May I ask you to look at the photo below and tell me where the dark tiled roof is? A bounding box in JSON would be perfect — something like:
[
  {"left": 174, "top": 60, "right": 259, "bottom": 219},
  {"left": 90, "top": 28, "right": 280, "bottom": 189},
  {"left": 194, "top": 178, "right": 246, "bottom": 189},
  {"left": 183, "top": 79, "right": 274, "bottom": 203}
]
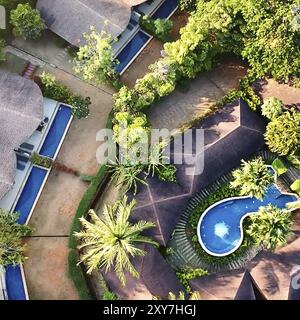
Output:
[
  {"left": 130, "top": 99, "right": 266, "bottom": 246},
  {"left": 102, "top": 244, "right": 185, "bottom": 299},
  {"left": 190, "top": 269, "right": 246, "bottom": 300}
]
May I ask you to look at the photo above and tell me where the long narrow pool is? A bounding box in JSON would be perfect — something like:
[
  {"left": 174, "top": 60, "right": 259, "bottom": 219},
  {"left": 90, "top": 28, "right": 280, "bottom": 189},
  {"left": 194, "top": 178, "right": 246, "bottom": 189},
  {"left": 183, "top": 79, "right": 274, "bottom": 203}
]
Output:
[
  {"left": 5, "top": 266, "right": 27, "bottom": 300},
  {"left": 39, "top": 104, "right": 73, "bottom": 159},
  {"left": 152, "top": 0, "right": 178, "bottom": 19},
  {"left": 116, "top": 31, "right": 151, "bottom": 74},
  {"left": 15, "top": 166, "right": 48, "bottom": 225},
  {"left": 198, "top": 184, "right": 299, "bottom": 256}
]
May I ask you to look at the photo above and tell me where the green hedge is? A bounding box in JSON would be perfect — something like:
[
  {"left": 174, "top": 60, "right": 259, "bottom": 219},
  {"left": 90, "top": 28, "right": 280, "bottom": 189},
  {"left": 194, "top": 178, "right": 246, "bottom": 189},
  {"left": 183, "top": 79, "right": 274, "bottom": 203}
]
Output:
[
  {"left": 68, "top": 164, "right": 109, "bottom": 249},
  {"left": 68, "top": 249, "right": 92, "bottom": 300}
]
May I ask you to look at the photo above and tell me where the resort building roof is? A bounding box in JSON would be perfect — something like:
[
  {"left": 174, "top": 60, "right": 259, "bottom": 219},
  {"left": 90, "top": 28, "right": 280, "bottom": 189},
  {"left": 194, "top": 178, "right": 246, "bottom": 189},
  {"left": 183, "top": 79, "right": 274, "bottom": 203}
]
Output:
[
  {"left": 37, "top": 0, "right": 147, "bottom": 46},
  {"left": 0, "top": 71, "right": 43, "bottom": 200},
  {"left": 130, "top": 99, "right": 266, "bottom": 246},
  {"left": 190, "top": 236, "right": 300, "bottom": 300},
  {"left": 102, "top": 244, "right": 185, "bottom": 299}
]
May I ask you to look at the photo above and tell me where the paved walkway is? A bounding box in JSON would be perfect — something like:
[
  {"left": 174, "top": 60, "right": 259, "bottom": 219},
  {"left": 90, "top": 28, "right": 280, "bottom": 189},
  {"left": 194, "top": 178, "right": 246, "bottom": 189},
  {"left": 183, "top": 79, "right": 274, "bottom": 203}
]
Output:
[
  {"left": 257, "top": 78, "right": 300, "bottom": 105},
  {"left": 20, "top": 65, "right": 114, "bottom": 300},
  {"left": 149, "top": 59, "right": 247, "bottom": 131}
]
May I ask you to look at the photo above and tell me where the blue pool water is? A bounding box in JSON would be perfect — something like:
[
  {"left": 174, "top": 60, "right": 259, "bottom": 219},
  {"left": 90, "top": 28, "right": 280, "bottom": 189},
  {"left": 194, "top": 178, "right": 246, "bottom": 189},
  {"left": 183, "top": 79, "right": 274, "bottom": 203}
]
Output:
[
  {"left": 116, "top": 31, "right": 150, "bottom": 74},
  {"left": 5, "top": 266, "right": 27, "bottom": 300},
  {"left": 198, "top": 184, "right": 298, "bottom": 256},
  {"left": 152, "top": 0, "right": 178, "bottom": 19},
  {"left": 15, "top": 167, "right": 47, "bottom": 224},
  {"left": 39, "top": 104, "right": 72, "bottom": 158}
]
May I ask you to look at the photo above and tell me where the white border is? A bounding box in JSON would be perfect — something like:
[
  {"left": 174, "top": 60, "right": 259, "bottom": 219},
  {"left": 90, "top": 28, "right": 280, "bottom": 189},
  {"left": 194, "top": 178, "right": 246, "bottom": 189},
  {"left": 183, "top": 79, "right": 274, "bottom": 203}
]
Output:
[
  {"left": 20, "top": 264, "right": 29, "bottom": 300},
  {"left": 197, "top": 165, "right": 300, "bottom": 257}
]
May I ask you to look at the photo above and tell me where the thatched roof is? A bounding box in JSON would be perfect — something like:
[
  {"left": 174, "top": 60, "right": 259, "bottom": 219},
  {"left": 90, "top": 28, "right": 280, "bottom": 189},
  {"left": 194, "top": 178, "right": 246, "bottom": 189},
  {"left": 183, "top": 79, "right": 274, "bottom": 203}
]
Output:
[
  {"left": 102, "top": 244, "right": 185, "bottom": 299},
  {"left": 0, "top": 71, "right": 43, "bottom": 199},
  {"left": 37, "top": 0, "right": 147, "bottom": 46},
  {"left": 130, "top": 99, "right": 266, "bottom": 246}
]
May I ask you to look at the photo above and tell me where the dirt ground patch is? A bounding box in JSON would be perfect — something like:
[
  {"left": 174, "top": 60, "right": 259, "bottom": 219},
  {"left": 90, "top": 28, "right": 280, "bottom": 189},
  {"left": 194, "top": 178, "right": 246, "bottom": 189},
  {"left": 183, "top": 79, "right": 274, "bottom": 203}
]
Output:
[{"left": 24, "top": 237, "right": 79, "bottom": 300}]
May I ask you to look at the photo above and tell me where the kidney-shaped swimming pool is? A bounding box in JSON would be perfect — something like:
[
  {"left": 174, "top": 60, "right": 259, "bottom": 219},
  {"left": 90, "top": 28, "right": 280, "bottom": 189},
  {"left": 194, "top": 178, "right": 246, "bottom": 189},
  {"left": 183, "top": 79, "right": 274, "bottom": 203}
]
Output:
[{"left": 197, "top": 183, "right": 299, "bottom": 257}]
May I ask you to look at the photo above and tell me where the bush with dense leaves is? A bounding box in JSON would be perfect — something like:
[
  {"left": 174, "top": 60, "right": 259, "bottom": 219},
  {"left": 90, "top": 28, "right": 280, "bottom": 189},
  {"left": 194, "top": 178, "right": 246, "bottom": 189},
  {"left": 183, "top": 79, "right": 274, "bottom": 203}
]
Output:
[
  {"left": 265, "top": 110, "right": 300, "bottom": 156},
  {"left": 176, "top": 268, "right": 208, "bottom": 293},
  {"left": 10, "top": 3, "right": 45, "bottom": 40},
  {"left": 261, "top": 97, "right": 284, "bottom": 120},
  {"left": 40, "top": 72, "right": 91, "bottom": 119},
  {"left": 0, "top": 209, "right": 31, "bottom": 266},
  {"left": 31, "top": 152, "right": 52, "bottom": 168},
  {"left": 140, "top": 15, "right": 173, "bottom": 42}
]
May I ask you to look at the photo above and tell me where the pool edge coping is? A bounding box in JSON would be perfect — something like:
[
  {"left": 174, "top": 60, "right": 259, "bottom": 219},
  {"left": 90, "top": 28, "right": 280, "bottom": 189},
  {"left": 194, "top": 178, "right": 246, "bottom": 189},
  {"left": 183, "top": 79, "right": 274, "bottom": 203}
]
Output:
[{"left": 196, "top": 165, "right": 300, "bottom": 257}]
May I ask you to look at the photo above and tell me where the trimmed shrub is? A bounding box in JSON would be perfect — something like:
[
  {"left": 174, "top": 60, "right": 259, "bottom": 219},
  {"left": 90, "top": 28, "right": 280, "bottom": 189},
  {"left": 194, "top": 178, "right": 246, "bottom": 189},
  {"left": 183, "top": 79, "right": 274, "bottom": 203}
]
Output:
[
  {"left": 10, "top": 3, "right": 45, "bottom": 40},
  {"left": 31, "top": 152, "right": 52, "bottom": 168}
]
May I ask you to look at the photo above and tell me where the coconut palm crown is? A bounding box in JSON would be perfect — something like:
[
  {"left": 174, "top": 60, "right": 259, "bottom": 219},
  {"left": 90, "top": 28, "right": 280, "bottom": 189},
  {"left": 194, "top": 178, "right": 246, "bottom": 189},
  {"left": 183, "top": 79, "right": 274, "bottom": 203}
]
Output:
[
  {"left": 230, "top": 157, "right": 274, "bottom": 200},
  {"left": 75, "top": 196, "right": 158, "bottom": 286}
]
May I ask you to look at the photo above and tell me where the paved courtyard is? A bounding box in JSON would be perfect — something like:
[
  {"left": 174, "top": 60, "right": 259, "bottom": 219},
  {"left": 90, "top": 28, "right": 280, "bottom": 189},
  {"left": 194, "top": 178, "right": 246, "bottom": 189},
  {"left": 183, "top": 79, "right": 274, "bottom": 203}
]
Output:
[{"left": 149, "top": 59, "right": 247, "bottom": 131}]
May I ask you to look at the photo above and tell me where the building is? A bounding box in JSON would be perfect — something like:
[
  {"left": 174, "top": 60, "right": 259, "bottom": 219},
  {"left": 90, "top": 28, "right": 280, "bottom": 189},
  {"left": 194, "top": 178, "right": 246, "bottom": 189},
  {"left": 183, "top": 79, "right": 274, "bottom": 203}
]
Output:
[{"left": 0, "top": 71, "right": 43, "bottom": 201}]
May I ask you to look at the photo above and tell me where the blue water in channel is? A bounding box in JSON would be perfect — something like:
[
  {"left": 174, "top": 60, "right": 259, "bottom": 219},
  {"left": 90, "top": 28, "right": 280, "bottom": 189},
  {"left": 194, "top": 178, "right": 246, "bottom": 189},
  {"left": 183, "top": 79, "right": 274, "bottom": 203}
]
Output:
[
  {"left": 199, "top": 184, "right": 298, "bottom": 256},
  {"left": 39, "top": 104, "right": 72, "bottom": 158},
  {"left": 15, "top": 167, "right": 47, "bottom": 225},
  {"left": 116, "top": 0, "right": 179, "bottom": 74},
  {"left": 6, "top": 105, "right": 72, "bottom": 300},
  {"left": 5, "top": 266, "right": 27, "bottom": 300},
  {"left": 152, "top": 0, "right": 178, "bottom": 19},
  {"left": 116, "top": 31, "right": 150, "bottom": 74}
]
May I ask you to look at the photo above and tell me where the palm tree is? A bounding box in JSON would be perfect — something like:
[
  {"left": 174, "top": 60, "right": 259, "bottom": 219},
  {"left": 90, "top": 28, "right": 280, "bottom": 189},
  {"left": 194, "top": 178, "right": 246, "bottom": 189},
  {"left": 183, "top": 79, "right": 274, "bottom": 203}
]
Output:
[
  {"left": 108, "top": 158, "right": 147, "bottom": 195},
  {"left": 75, "top": 196, "right": 158, "bottom": 286},
  {"left": 230, "top": 157, "right": 274, "bottom": 200},
  {"left": 246, "top": 204, "right": 293, "bottom": 250}
]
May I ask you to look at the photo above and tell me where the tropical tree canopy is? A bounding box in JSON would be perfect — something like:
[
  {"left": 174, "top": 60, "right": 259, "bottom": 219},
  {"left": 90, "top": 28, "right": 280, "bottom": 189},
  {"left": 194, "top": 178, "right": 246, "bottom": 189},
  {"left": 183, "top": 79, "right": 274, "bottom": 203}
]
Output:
[
  {"left": 74, "top": 27, "right": 119, "bottom": 86},
  {"left": 75, "top": 196, "right": 158, "bottom": 285},
  {"left": 230, "top": 157, "right": 274, "bottom": 200},
  {"left": 265, "top": 111, "right": 300, "bottom": 156},
  {"left": 0, "top": 209, "right": 31, "bottom": 266},
  {"left": 108, "top": 158, "right": 147, "bottom": 195},
  {"left": 246, "top": 204, "right": 293, "bottom": 250},
  {"left": 10, "top": 3, "right": 46, "bottom": 40}
]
